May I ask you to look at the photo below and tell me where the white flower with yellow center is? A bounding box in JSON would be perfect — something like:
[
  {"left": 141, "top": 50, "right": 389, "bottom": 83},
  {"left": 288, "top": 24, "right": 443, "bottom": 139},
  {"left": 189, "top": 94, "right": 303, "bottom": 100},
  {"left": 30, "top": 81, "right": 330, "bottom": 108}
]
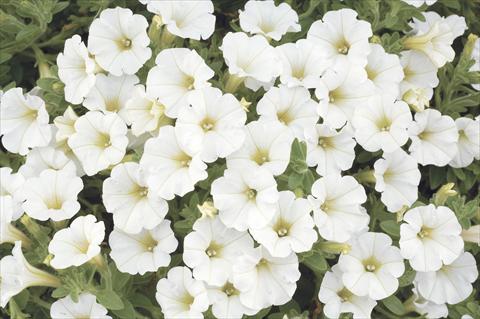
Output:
[
  {"left": 400, "top": 204, "right": 464, "bottom": 272},
  {"left": 232, "top": 246, "right": 301, "bottom": 310},
  {"left": 183, "top": 216, "right": 254, "bottom": 286},
  {"left": 156, "top": 266, "right": 210, "bottom": 319},
  {"left": 352, "top": 96, "right": 412, "bottom": 153},
  {"left": 305, "top": 124, "right": 356, "bottom": 176},
  {"left": 318, "top": 264, "right": 377, "bottom": 319},
  {"left": 146, "top": 1, "right": 215, "bottom": 40},
  {"left": 415, "top": 252, "right": 478, "bottom": 304},
  {"left": 68, "top": 111, "right": 128, "bottom": 176},
  {"left": 18, "top": 146, "right": 76, "bottom": 178},
  {"left": 408, "top": 109, "right": 458, "bottom": 166},
  {"left": 109, "top": 220, "right": 178, "bottom": 275},
  {"left": 48, "top": 215, "right": 105, "bottom": 269},
  {"left": 308, "top": 175, "right": 368, "bottom": 242},
  {"left": 87, "top": 7, "right": 151, "bottom": 76},
  {"left": 374, "top": 149, "right": 421, "bottom": 213},
  {"left": 53, "top": 106, "right": 78, "bottom": 143},
  {"left": 102, "top": 162, "right": 168, "bottom": 234},
  {"left": 0, "top": 167, "right": 26, "bottom": 221},
  {"left": 207, "top": 279, "right": 258, "bottom": 318},
  {"left": 83, "top": 73, "right": 139, "bottom": 123},
  {"left": 175, "top": 87, "right": 247, "bottom": 163},
  {"left": 307, "top": 8, "right": 372, "bottom": 67},
  {"left": 239, "top": 0, "right": 300, "bottom": 41},
  {"left": 339, "top": 232, "right": 405, "bottom": 300},
  {"left": 50, "top": 293, "right": 112, "bottom": 319},
  {"left": 22, "top": 168, "right": 83, "bottom": 221},
  {"left": 250, "top": 190, "right": 317, "bottom": 258},
  {"left": 227, "top": 120, "right": 294, "bottom": 176},
  {"left": 211, "top": 164, "right": 279, "bottom": 231},
  {"left": 140, "top": 125, "right": 208, "bottom": 200},
  {"left": 257, "top": 86, "right": 319, "bottom": 140},
  {"left": 449, "top": 117, "right": 480, "bottom": 168},
  {"left": 0, "top": 88, "right": 51, "bottom": 155},
  {"left": 146, "top": 48, "right": 214, "bottom": 118},
  {"left": 1, "top": 241, "right": 60, "bottom": 308}
]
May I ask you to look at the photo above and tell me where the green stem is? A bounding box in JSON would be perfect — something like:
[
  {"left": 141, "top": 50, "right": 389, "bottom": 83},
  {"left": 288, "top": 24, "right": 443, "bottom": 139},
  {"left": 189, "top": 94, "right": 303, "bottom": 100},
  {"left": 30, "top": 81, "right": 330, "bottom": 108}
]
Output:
[
  {"left": 355, "top": 169, "right": 376, "bottom": 184},
  {"left": 32, "top": 45, "right": 53, "bottom": 78},
  {"left": 31, "top": 295, "right": 51, "bottom": 310},
  {"left": 224, "top": 74, "right": 244, "bottom": 93}
]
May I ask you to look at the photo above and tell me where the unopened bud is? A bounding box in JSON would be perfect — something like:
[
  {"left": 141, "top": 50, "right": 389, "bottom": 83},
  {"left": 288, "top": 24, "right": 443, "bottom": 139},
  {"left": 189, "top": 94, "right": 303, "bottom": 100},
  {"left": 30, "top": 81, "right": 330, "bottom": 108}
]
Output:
[
  {"left": 318, "top": 241, "right": 351, "bottom": 255},
  {"left": 434, "top": 183, "right": 457, "bottom": 206},
  {"left": 198, "top": 201, "right": 218, "bottom": 219}
]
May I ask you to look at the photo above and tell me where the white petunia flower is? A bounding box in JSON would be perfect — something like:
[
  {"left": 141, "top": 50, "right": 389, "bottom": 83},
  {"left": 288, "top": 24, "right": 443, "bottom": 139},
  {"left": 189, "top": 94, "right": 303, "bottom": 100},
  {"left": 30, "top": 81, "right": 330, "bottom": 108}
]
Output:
[
  {"left": 146, "top": 1, "right": 215, "bottom": 40},
  {"left": 88, "top": 7, "right": 151, "bottom": 76},
  {"left": 402, "top": 87, "right": 433, "bottom": 112},
  {"left": 109, "top": 220, "right": 178, "bottom": 275},
  {"left": 400, "top": 204, "right": 464, "bottom": 272},
  {"left": 102, "top": 162, "right": 168, "bottom": 234},
  {"left": 250, "top": 190, "right": 317, "bottom": 257},
  {"left": 449, "top": 117, "right": 480, "bottom": 168},
  {"left": 0, "top": 88, "right": 51, "bottom": 155},
  {"left": 339, "top": 232, "right": 405, "bottom": 300},
  {"left": 415, "top": 252, "right": 478, "bottom": 304},
  {"left": 211, "top": 164, "right": 279, "bottom": 231},
  {"left": 402, "top": 0, "right": 437, "bottom": 7},
  {"left": 175, "top": 87, "right": 247, "bottom": 163},
  {"left": 125, "top": 85, "right": 171, "bottom": 137},
  {"left": 318, "top": 264, "right": 377, "bottom": 319},
  {"left": 399, "top": 50, "right": 439, "bottom": 98},
  {"left": 50, "top": 293, "right": 111, "bottom": 319},
  {"left": 146, "top": 48, "right": 214, "bottom": 118},
  {"left": 408, "top": 109, "right": 458, "bottom": 166},
  {"left": 83, "top": 73, "right": 139, "bottom": 123},
  {"left": 315, "top": 63, "right": 375, "bottom": 128},
  {"left": 308, "top": 175, "right": 368, "bottom": 242},
  {"left": 18, "top": 146, "right": 76, "bottom": 178},
  {"left": 68, "top": 111, "right": 128, "bottom": 176},
  {"left": 374, "top": 149, "right": 421, "bottom": 213},
  {"left": 305, "top": 124, "right": 356, "bottom": 176},
  {"left": 227, "top": 120, "right": 294, "bottom": 176},
  {"left": 53, "top": 106, "right": 78, "bottom": 143},
  {"left": 238, "top": 0, "right": 300, "bottom": 41},
  {"left": 156, "top": 266, "right": 210, "bottom": 319},
  {"left": 276, "top": 39, "right": 328, "bottom": 88},
  {"left": 207, "top": 280, "right": 258, "bottom": 319},
  {"left": 366, "top": 43, "right": 404, "bottom": 99},
  {"left": 257, "top": 86, "right": 318, "bottom": 140},
  {"left": 0, "top": 241, "right": 60, "bottom": 307},
  {"left": 470, "top": 38, "right": 480, "bottom": 90},
  {"left": 57, "top": 35, "right": 97, "bottom": 104},
  {"left": 48, "top": 215, "right": 105, "bottom": 269},
  {"left": 220, "top": 32, "right": 281, "bottom": 86},
  {"left": 140, "top": 125, "right": 207, "bottom": 200},
  {"left": 307, "top": 8, "right": 372, "bottom": 67},
  {"left": 22, "top": 168, "right": 83, "bottom": 221},
  {"left": 0, "top": 167, "right": 25, "bottom": 221},
  {"left": 232, "top": 246, "right": 301, "bottom": 310},
  {"left": 183, "top": 216, "right": 254, "bottom": 286},
  {"left": 352, "top": 96, "right": 412, "bottom": 153},
  {"left": 409, "top": 284, "right": 448, "bottom": 319},
  {"left": 1, "top": 196, "right": 31, "bottom": 246}
]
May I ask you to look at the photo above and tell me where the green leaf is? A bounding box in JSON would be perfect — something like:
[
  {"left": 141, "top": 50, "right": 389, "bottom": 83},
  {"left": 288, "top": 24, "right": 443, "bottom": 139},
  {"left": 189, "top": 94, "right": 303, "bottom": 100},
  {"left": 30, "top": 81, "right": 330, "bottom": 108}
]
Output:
[
  {"left": 380, "top": 220, "right": 400, "bottom": 238},
  {"left": 382, "top": 295, "right": 406, "bottom": 316},
  {"left": 112, "top": 300, "right": 135, "bottom": 319},
  {"left": 95, "top": 290, "right": 124, "bottom": 310},
  {"left": 301, "top": 251, "right": 328, "bottom": 276}
]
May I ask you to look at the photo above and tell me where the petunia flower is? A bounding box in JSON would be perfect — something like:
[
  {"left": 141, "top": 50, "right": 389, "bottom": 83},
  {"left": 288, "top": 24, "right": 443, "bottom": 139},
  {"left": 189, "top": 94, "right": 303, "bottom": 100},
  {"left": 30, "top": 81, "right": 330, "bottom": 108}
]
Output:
[
  {"left": 408, "top": 109, "right": 458, "bottom": 166},
  {"left": 307, "top": 8, "right": 372, "bottom": 67},
  {"left": 88, "top": 7, "right": 151, "bottom": 76},
  {"left": 68, "top": 111, "right": 129, "bottom": 176},
  {"left": 0, "top": 167, "right": 26, "bottom": 221},
  {"left": 402, "top": 0, "right": 437, "bottom": 7},
  {"left": 18, "top": 146, "right": 76, "bottom": 178},
  {"left": 308, "top": 175, "right": 368, "bottom": 242},
  {"left": 374, "top": 149, "right": 421, "bottom": 213},
  {"left": 1, "top": 241, "right": 60, "bottom": 307},
  {"left": 399, "top": 204, "right": 464, "bottom": 272},
  {"left": 183, "top": 216, "right": 254, "bottom": 286},
  {"left": 211, "top": 164, "right": 279, "bottom": 231},
  {"left": 238, "top": 0, "right": 300, "bottom": 41},
  {"left": 227, "top": 120, "right": 294, "bottom": 176},
  {"left": 53, "top": 106, "right": 78, "bottom": 143},
  {"left": 1, "top": 196, "right": 31, "bottom": 246},
  {"left": 305, "top": 124, "right": 356, "bottom": 176},
  {"left": 408, "top": 284, "right": 448, "bottom": 319},
  {"left": 156, "top": 266, "right": 210, "bottom": 319},
  {"left": 339, "top": 232, "right": 405, "bottom": 300},
  {"left": 22, "top": 168, "right": 83, "bottom": 221},
  {"left": 318, "top": 264, "right": 377, "bottom": 319},
  {"left": 250, "top": 190, "right": 317, "bottom": 257},
  {"left": 352, "top": 96, "right": 412, "bottom": 153},
  {"left": 48, "top": 215, "right": 105, "bottom": 269},
  {"left": 146, "top": 48, "right": 214, "bottom": 118},
  {"left": 146, "top": 0, "right": 215, "bottom": 40},
  {"left": 57, "top": 35, "right": 98, "bottom": 104},
  {"left": 207, "top": 279, "right": 258, "bottom": 319},
  {"left": 449, "top": 117, "right": 480, "bottom": 168},
  {"left": 50, "top": 293, "right": 111, "bottom": 319},
  {"left": 109, "top": 220, "right": 178, "bottom": 275},
  {"left": 175, "top": 87, "right": 247, "bottom": 163},
  {"left": 0, "top": 88, "right": 51, "bottom": 155}
]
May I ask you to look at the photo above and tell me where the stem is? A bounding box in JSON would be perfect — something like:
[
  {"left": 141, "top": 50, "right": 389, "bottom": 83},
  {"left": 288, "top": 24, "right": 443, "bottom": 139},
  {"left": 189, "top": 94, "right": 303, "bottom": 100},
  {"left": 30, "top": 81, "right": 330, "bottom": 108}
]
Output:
[
  {"left": 31, "top": 295, "right": 52, "bottom": 310},
  {"left": 224, "top": 74, "right": 244, "bottom": 93},
  {"left": 32, "top": 45, "right": 54, "bottom": 78}
]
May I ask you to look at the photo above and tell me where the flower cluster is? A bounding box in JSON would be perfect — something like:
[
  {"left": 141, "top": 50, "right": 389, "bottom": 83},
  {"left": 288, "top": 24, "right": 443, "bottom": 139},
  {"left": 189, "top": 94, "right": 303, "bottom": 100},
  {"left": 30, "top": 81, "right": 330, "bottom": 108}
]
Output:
[{"left": 0, "top": 0, "right": 479, "bottom": 319}]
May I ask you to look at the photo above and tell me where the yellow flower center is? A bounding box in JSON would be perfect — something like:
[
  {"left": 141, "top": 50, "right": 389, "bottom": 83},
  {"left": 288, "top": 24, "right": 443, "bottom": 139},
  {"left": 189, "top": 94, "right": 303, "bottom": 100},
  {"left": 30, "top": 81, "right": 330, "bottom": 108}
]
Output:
[
  {"left": 363, "top": 256, "right": 381, "bottom": 272},
  {"left": 206, "top": 241, "right": 223, "bottom": 258},
  {"left": 200, "top": 117, "right": 215, "bottom": 131},
  {"left": 245, "top": 188, "right": 257, "bottom": 201},
  {"left": 252, "top": 149, "right": 269, "bottom": 165},
  {"left": 273, "top": 218, "right": 291, "bottom": 237}
]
